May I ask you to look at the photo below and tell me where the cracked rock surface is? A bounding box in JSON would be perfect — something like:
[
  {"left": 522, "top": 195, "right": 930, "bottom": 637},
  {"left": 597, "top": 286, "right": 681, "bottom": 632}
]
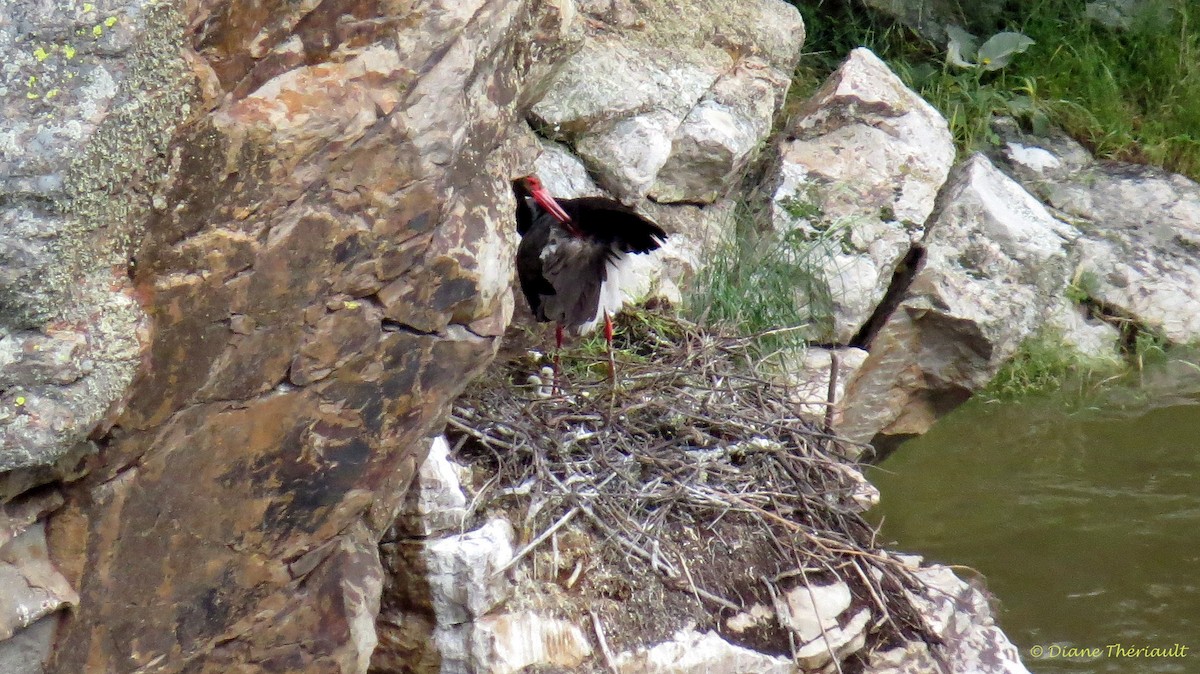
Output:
[{"left": 0, "top": 0, "right": 583, "bottom": 671}]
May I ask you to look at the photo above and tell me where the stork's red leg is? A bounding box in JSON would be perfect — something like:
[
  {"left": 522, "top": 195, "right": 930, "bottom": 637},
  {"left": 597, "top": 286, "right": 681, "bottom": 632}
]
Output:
[
  {"left": 554, "top": 323, "right": 564, "bottom": 394},
  {"left": 604, "top": 311, "right": 615, "bottom": 384}
]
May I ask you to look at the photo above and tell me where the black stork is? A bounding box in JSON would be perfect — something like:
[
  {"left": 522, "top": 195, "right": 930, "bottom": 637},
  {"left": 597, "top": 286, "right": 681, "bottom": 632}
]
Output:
[{"left": 513, "top": 174, "right": 668, "bottom": 385}]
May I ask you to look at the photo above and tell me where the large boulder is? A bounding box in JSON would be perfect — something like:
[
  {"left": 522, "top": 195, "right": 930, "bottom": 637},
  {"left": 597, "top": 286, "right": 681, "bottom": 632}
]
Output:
[
  {"left": 997, "top": 124, "right": 1200, "bottom": 345},
  {"left": 531, "top": 0, "right": 805, "bottom": 203},
  {"left": 839, "top": 155, "right": 1073, "bottom": 449},
  {"left": 0, "top": 0, "right": 167, "bottom": 494},
  {"left": 0, "top": 0, "right": 181, "bottom": 666},
  {"left": 865, "top": 556, "right": 1031, "bottom": 674},
  {"left": 769, "top": 48, "right": 955, "bottom": 343}
]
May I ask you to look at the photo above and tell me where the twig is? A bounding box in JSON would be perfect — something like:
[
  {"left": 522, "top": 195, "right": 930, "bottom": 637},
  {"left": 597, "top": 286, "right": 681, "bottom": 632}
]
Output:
[
  {"left": 590, "top": 609, "right": 620, "bottom": 674},
  {"left": 494, "top": 507, "right": 579, "bottom": 577},
  {"left": 823, "top": 352, "right": 840, "bottom": 439}
]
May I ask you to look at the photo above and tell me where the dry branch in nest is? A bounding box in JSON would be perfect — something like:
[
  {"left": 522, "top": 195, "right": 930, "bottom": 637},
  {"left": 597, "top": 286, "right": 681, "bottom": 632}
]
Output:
[{"left": 446, "top": 305, "right": 940, "bottom": 664}]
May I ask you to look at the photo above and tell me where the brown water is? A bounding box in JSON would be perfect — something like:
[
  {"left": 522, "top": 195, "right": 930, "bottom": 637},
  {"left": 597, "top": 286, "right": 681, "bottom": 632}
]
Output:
[{"left": 868, "top": 355, "right": 1200, "bottom": 673}]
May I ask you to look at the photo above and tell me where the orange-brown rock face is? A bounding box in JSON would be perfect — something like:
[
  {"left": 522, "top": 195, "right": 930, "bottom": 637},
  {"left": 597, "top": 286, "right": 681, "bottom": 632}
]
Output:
[{"left": 45, "top": 1, "right": 579, "bottom": 672}]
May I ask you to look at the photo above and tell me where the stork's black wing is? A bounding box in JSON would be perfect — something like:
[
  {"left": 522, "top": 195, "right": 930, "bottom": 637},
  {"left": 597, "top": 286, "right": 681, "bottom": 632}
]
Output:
[{"left": 561, "top": 197, "right": 667, "bottom": 254}]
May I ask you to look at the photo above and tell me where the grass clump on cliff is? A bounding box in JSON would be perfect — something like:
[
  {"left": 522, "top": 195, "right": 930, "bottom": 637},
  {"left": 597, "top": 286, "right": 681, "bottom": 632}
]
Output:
[
  {"left": 683, "top": 200, "right": 838, "bottom": 353},
  {"left": 791, "top": 0, "right": 1200, "bottom": 180},
  {"left": 981, "top": 316, "right": 1188, "bottom": 404},
  {"left": 447, "top": 306, "right": 938, "bottom": 660},
  {"left": 982, "top": 328, "right": 1123, "bottom": 403}
]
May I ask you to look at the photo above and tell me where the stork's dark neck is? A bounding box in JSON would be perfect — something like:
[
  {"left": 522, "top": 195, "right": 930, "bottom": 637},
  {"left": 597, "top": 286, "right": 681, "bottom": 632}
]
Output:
[{"left": 513, "top": 181, "right": 537, "bottom": 236}]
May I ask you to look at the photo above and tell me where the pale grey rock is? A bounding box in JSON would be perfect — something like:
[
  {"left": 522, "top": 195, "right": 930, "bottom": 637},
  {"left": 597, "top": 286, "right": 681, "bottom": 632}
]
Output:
[
  {"left": 391, "top": 436, "right": 469, "bottom": 538},
  {"left": 724, "top": 603, "right": 775, "bottom": 635},
  {"left": 996, "top": 124, "right": 1200, "bottom": 345},
  {"left": 1046, "top": 298, "right": 1122, "bottom": 361},
  {"left": 865, "top": 556, "right": 1032, "bottom": 674},
  {"left": 779, "top": 580, "right": 851, "bottom": 639},
  {"left": 637, "top": 199, "right": 737, "bottom": 304},
  {"left": 0, "top": 330, "right": 88, "bottom": 388},
  {"left": 0, "top": 277, "right": 146, "bottom": 473},
  {"left": 795, "top": 609, "right": 870, "bottom": 671},
  {"left": 470, "top": 611, "right": 593, "bottom": 673},
  {"left": 840, "top": 155, "right": 1072, "bottom": 446},
  {"left": 0, "top": 616, "right": 56, "bottom": 674},
  {"left": 532, "top": 0, "right": 803, "bottom": 203},
  {"left": 770, "top": 48, "right": 955, "bottom": 342},
  {"left": 780, "top": 346, "right": 869, "bottom": 422},
  {"left": 767, "top": 581, "right": 870, "bottom": 670},
  {"left": 0, "top": 0, "right": 175, "bottom": 481},
  {"left": 1001, "top": 132, "right": 1093, "bottom": 180},
  {"left": 0, "top": 491, "right": 62, "bottom": 551},
  {"left": 423, "top": 519, "right": 515, "bottom": 625},
  {"left": 376, "top": 518, "right": 517, "bottom": 673},
  {"left": 616, "top": 628, "right": 794, "bottom": 674},
  {"left": 865, "top": 639, "right": 944, "bottom": 674},
  {"left": 0, "top": 443, "right": 91, "bottom": 505},
  {"left": 575, "top": 108, "right": 680, "bottom": 199},
  {"left": 650, "top": 60, "right": 791, "bottom": 204},
  {"left": 571, "top": 0, "right": 807, "bottom": 73},
  {"left": 0, "top": 0, "right": 187, "bottom": 325},
  {"left": 0, "top": 522, "right": 77, "bottom": 641},
  {"left": 533, "top": 138, "right": 603, "bottom": 198},
  {"left": 531, "top": 37, "right": 725, "bottom": 143},
  {"left": 830, "top": 460, "right": 881, "bottom": 511},
  {"left": 728, "top": 0, "right": 809, "bottom": 71}
]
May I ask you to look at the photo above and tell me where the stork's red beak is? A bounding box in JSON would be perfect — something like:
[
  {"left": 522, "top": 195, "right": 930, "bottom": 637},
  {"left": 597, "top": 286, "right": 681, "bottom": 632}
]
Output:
[{"left": 526, "top": 178, "right": 571, "bottom": 224}]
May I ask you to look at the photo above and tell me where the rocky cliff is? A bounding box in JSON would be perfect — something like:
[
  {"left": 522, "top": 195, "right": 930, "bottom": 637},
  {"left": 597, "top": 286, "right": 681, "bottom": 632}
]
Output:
[
  {"left": 4, "top": 0, "right": 579, "bottom": 671},
  {"left": 4, "top": 0, "right": 1200, "bottom": 672}
]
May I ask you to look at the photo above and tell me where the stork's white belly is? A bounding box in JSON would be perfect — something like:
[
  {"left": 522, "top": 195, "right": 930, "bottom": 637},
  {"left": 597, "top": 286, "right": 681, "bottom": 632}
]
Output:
[{"left": 575, "top": 253, "right": 637, "bottom": 334}]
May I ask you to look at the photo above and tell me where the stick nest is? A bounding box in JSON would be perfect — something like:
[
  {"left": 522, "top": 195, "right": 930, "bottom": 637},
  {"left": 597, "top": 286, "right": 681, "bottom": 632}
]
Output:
[{"left": 447, "top": 305, "right": 939, "bottom": 664}]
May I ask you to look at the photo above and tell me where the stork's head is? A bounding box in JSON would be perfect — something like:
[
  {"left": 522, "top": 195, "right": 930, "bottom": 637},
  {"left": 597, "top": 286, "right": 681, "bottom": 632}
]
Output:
[{"left": 517, "top": 174, "right": 571, "bottom": 224}]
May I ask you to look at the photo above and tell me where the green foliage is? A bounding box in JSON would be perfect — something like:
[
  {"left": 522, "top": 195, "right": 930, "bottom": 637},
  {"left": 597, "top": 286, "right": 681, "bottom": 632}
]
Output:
[
  {"left": 684, "top": 200, "right": 840, "bottom": 353},
  {"left": 946, "top": 26, "right": 1036, "bottom": 71},
  {"left": 559, "top": 302, "right": 688, "bottom": 375},
  {"left": 1008, "top": 0, "right": 1200, "bottom": 175},
  {"left": 778, "top": 194, "right": 825, "bottom": 221},
  {"left": 1132, "top": 328, "right": 1170, "bottom": 371},
  {"left": 982, "top": 320, "right": 1181, "bottom": 403},
  {"left": 790, "top": 0, "right": 1200, "bottom": 179},
  {"left": 1065, "top": 267, "right": 1101, "bottom": 304},
  {"left": 982, "top": 329, "right": 1122, "bottom": 402}
]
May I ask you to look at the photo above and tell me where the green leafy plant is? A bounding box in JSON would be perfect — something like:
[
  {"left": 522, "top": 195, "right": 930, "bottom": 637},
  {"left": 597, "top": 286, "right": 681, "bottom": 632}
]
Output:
[
  {"left": 1132, "top": 329, "right": 1169, "bottom": 371},
  {"left": 946, "top": 26, "right": 1036, "bottom": 71}
]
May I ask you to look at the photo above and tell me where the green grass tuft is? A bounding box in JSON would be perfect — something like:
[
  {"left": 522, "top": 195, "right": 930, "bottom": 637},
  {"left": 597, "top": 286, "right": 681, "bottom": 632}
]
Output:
[
  {"left": 982, "top": 328, "right": 1123, "bottom": 402},
  {"left": 683, "top": 200, "right": 842, "bottom": 353}
]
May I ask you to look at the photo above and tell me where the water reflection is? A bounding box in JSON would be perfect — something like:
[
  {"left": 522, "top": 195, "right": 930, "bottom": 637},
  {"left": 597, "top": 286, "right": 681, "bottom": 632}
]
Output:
[{"left": 868, "top": 354, "right": 1200, "bottom": 674}]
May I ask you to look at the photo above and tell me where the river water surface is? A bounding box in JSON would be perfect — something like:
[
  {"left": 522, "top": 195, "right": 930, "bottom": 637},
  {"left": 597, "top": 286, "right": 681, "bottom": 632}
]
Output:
[{"left": 869, "top": 355, "right": 1200, "bottom": 674}]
